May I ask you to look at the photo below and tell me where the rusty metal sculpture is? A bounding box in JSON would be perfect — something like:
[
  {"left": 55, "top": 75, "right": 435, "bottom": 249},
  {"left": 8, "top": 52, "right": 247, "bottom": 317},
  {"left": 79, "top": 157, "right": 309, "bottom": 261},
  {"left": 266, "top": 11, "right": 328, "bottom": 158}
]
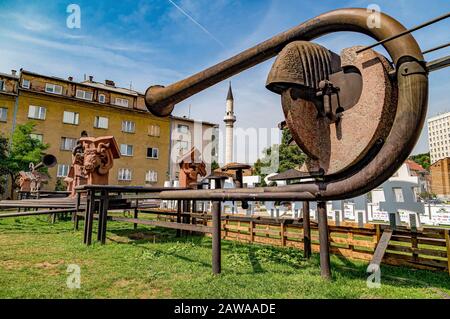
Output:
[
  {"left": 145, "top": 8, "right": 428, "bottom": 203},
  {"left": 143, "top": 8, "right": 431, "bottom": 279}
]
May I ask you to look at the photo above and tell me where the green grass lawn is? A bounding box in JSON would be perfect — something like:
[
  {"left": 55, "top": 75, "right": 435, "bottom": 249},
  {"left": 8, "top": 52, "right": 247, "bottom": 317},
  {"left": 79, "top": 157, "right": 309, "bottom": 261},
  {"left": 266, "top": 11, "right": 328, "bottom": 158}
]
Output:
[{"left": 0, "top": 214, "right": 449, "bottom": 299}]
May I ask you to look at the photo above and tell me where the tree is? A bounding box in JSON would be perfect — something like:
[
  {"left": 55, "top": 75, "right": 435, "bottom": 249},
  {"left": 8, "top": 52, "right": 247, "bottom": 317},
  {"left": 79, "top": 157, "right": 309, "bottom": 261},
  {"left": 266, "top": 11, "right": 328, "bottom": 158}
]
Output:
[
  {"left": 0, "top": 122, "right": 49, "bottom": 199},
  {"left": 211, "top": 160, "right": 219, "bottom": 171},
  {"left": 0, "top": 136, "right": 9, "bottom": 196},
  {"left": 409, "top": 152, "right": 430, "bottom": 171},
  {"left": 278, "top": 128, "right": 307, "bottom": 173},
  {"left": 253, "top": 128, "right": 307, "bottom": 185},
  {"left": 54, "top": 178, "right": 67, "bottom": 191}
]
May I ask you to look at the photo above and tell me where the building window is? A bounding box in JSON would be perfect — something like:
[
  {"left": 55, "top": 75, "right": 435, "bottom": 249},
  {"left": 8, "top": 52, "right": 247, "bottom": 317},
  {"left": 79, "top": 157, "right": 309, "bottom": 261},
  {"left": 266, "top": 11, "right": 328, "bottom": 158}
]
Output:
[
  {"left": 63, "top": 111, "right": 79, "bottom": 125},
  {"left": 179, "top": 141, "right": 189, "bottom": 154},
  {"left": 45, "top": 83, "right": 63, "bottom": 95},
  {"left": 148, "top": 124, "right": 161, "bottom": 137},
  {"left": 145, "top": 170, "right": 158, "bottom": 183},
  {"left": 76, "top": 89, "right": 93, "bottom": 101},
  {"left": 30, "top": 133, "right": 43, "bottom": 142},
  {"left": 114, "top": 98, "right": 129, "bottom": 107},
  {"left": 22, "top": 79, "right": 30, "bottom": 89},
  {"left": 94, "top": 116, "right": 109, "bottom": 129},
  {"left": 28, "top": 105, "right": 46, "bottom": 120},
  {"left": 122, "top": 121, "right": 135, "bottom": 133},
  {"left": 147, "top": 147, "right": 159, "bottom": 159},
  {"left": 0, "top": 80, "right": 4, "bottom": 91},
  {"left": 0, "top": 107, "right": 7, "bottom": 122},
  {"left": 178, "top": 124, "right": 189, "bottom": 134},
  {"left": 61, "top": 137, "right": 77, "bottom": 151},
  {"left": 120, "top": 144, "right": 134, "bottom": 156},
  {"left": 57, "top": 164, "right": 69, "bottom": 177},
  {"left": 393, "top": 188, "right": 404, "bottom": 203},
  {"left": 98, "top": 94, "right": 106, "bottom": 103},
  {"left": 118, "top": 168, "right": 132, "bottom": 181}
]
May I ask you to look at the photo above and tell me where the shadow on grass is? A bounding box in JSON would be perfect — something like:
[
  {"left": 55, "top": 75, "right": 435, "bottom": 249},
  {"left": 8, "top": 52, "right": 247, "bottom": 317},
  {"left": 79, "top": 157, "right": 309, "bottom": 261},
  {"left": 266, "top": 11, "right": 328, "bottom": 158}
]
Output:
[
  {"left": 106, "top": 224, "right": 450, "bottom": 296},
  {"left": 247, "top": 245, "right": 265, "bottom": 274},
  {"left": 109, "top": 226, "right": 310, "bottom": 275}
]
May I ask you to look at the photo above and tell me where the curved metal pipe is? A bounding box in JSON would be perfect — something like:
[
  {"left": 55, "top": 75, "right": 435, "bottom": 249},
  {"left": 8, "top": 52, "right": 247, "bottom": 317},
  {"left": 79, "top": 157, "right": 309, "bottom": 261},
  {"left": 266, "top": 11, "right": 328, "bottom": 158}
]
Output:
[
  {"left": 153, "top": 8, "right": 428, "bottom": 201},
  {"left": 145, "top": 8, "right": 423, "bottom": 116}
]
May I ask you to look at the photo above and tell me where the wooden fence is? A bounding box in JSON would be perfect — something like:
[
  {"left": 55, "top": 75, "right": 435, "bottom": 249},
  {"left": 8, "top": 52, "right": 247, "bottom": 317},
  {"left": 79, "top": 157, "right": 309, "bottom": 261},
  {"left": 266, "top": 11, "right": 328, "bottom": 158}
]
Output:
[{"left": 157, "top": 213, "right": 450, "bottom": 274}]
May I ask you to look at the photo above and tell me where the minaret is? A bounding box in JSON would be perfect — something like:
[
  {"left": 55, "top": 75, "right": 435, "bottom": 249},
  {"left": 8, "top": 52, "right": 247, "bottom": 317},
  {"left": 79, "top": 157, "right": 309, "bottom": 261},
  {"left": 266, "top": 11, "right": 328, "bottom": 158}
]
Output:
[{"left": 224, "top": 82, "right": 236, "bottom": 164}]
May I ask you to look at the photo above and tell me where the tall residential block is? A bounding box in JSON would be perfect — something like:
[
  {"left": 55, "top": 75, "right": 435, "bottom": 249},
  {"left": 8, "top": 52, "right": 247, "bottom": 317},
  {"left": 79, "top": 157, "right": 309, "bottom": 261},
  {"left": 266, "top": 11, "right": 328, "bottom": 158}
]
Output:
[{"left": 427, "top": 112, "right": 450, "bottom": 164}]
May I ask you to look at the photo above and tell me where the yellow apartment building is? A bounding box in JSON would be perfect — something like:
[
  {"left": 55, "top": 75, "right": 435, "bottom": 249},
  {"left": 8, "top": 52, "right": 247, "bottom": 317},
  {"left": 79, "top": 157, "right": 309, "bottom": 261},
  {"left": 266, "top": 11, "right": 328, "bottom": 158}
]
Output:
[
  {"left": 0, "top": 70, "right": 19, "bottom": 137},
  {"left": 0, "top": 69, "right": 171, "bottom": 191}
]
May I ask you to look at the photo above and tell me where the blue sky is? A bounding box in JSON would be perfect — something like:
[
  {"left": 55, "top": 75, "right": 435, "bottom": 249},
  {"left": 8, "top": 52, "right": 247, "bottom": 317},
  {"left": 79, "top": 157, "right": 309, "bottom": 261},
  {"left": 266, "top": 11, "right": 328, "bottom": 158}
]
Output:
[{"left": 0, "top": 0, "right": 449, "bottom": 161}]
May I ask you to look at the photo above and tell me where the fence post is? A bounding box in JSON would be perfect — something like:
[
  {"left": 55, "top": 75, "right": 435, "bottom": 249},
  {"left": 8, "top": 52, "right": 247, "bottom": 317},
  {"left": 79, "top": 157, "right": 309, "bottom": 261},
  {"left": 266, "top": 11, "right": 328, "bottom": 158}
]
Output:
[
  {"left": 224, "top": 219, "right": 228, "bottom": 239},
  {"left": 134, "top": 192, "right": 139, "bottom": 230},
  {"left": 176, "top": 200, "right": 182, "bottom": 237},
  {"left": 445, "top": 230, "right": 450, "bottom": 276},
  {"left": 212, "top": 201, "right": 222, "bottom": 275},
  {"left": 318, "top": 201, "right": 332, "bottom": 280},
  {"left": 250, "top": 220, "right": 254, "bottom": 243},
  {"left": 303, "top": 201, "right": 311, "bottom": 259},
  {"left": 376, "top": 224, "right": 381, "bottom": 244},
  {"left": 348, "top": 230, "right": 354, "bottom": 252},
  {"left": 281, "top": 220, "right": 286, "bottom": 247},
  {"left": 237, "top": 220, "right": 241, "bottom": 238}
]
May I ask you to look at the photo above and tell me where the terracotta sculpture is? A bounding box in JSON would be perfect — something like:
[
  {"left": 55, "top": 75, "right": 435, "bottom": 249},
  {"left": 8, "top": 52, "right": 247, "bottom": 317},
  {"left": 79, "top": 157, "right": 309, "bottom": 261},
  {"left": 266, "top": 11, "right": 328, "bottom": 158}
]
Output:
[
  {"left": 18, "top": 160, "right": 51, "bottom": 193},
  {"left": 66, "top": 152, "right": 88, "bottom": 197},
  {"left": 179, "top": 147, "right": 207, "bottom": 188},
  {"left": 80, "top": 136, "right": 120, "bottom": 185},
  {"left": 18, "top": 172, "right": 32, "bottom": 192}
]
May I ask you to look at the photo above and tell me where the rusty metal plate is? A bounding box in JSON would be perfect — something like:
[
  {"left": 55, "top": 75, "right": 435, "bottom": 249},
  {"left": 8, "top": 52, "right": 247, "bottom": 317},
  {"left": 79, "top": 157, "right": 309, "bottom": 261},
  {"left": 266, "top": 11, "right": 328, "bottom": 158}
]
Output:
[{"left": 277, "top": 45, "right": 397, "bottom": 175}]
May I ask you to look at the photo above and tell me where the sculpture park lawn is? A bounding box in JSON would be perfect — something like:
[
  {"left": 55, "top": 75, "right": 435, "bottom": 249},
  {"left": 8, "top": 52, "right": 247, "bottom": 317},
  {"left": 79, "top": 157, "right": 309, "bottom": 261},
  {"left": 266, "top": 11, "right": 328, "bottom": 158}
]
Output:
[{"left": 0, "top": 214, "right": 449, "bottom": 299}]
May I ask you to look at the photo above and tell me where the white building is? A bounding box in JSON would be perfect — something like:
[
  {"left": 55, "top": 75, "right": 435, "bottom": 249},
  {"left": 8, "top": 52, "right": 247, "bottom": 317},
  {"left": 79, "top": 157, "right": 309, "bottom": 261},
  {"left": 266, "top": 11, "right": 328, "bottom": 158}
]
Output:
[
  {"left": 168, "top": 116, "right": 219, "bottom": 182},
  {"left": 428, "top": 112, "right": 450, "bottom": 164},
  {"left": 371, "top": 160, "right": 429, "bottom": 204}
]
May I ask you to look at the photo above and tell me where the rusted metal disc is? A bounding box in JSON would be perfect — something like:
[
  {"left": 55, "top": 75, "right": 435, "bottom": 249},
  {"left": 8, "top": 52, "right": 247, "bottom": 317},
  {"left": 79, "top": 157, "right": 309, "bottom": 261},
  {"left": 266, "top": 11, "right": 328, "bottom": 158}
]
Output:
[{"left": 270, "top": 43, "right": 397, "bottom": 175}]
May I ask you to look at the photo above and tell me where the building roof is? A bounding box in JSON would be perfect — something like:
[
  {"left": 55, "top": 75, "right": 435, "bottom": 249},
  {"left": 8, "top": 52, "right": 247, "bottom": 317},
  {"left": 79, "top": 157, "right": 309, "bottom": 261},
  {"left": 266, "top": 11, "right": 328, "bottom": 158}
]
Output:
[
  {"left": 0, "top": 71, "right": 19, "bottom": 79},
  {"left": 427, "top": 112, "right": 450, "bottom": 122},
  {"left": 221, "top": 162, "right": 251, "bottom": 171},
  {"left": 405, "top": 160, "right": 426, "bottom": 172},
  {"left": 81, "top": 80, "right": 142, "bottom": 96},
  {"left": 21, "top": 69, "right": 143, "bottom": 97},
  {"left": 226, "top": 82, "right": 234, "bottom": 101},
  {"left": 170, "top": 115, "right": 219, "bottom": 128},
  {"left": 430, "top": 157, "right": 450, "bottom": 167}
]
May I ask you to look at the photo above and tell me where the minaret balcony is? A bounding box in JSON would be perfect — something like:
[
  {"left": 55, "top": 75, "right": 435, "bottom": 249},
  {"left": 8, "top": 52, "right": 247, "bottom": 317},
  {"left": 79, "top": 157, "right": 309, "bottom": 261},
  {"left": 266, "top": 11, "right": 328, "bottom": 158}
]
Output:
[{"left": 224, "top": 115, "right": 236, "bottom": 122}]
